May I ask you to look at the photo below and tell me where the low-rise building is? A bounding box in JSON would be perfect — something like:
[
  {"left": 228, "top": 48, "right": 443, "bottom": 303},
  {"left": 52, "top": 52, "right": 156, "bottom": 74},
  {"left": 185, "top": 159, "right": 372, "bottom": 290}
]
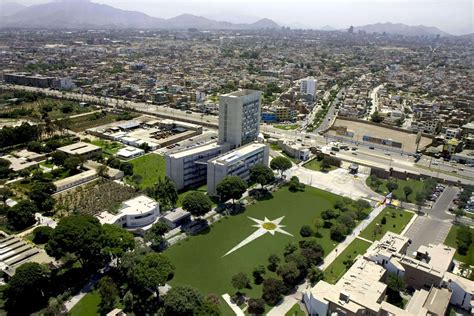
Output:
[
  {"left": 207, "top": 143, "right": 269, "bottom": 196},
  {"left": 161, "top": 208, "right": 192, "bottom": 229},
  {"left": 57, "top": 142, "right": 102, "bottom": 160},
  {"left": 277, "top": 139, "right": 310, "bottom": 161},
  {"left": 116, "top": 147, "right": 144, "bottom": 160},
  {"left": 53, "top": 169, "right": 98, "bottom": 193},
  {"left": 97, "top": 195, "right": 160, "bottom": 233}
]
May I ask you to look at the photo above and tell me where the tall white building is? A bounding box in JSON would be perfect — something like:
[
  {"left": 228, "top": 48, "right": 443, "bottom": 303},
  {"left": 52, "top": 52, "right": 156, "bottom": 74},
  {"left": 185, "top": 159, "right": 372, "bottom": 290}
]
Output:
[
  {"left": 207, "top": 143, "right": 269, "bottom": 196},
  {"left": 218, "top": 90, "right": 262, "bottom": 148},
  {"left": 300, "top": 77, "right": 317, "bottom": 97}
]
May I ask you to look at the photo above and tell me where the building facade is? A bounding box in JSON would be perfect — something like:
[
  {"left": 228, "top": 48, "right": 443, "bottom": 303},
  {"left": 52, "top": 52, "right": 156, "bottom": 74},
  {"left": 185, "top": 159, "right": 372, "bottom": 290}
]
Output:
[
  {"left": 165, "top": 143, "right": 230, "bottom": 190},
  {"left": 218, "top": 90, "right": 262, "bottom": 148},
  {"left": 300, "top": 77, "right": 317, "bottom": 97},
  {"left": 207, "top": 143, "right": 269, "bottom": 196}
]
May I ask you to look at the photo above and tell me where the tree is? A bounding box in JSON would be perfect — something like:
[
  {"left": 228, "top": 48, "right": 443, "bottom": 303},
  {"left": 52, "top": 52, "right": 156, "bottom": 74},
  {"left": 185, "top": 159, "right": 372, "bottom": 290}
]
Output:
[
  {"left": 415, "top": 192, "right": 425, "bottom": 212},
  {"left": 307, "top": 266, "right": 324, "bottom": 286},
  {"left": 7, "top": 200, "right": 37, "bottom": 231},
  {"left": 151, "top": 177, "right": 178, "bottom": 209},
  {"left": 337, "top": 213, "right": 356, "bottom": 229},
  {"left": 101, "top": 224, "right": 135, "bottom": 259},
  {"left": 107, "top": 157, "right": 121, "bottom": 169},
  {"left": 163, "top": 285, "right": 203, "bottom": 316},
  {"left": 28, "top": 181, "right": 56, "bottom": 213},
  {"left": 51, "top": 151, "right": 68, "bottom": 166},
  {"left": 0, "top": 187, "right": 12, "bottom": 204},
  {"left": 250, "top": 164, "right": 274, "bottom": 188},
  {"left": 252, "top": 265, "right": 266, "bottom": 284},
  {"left": 270, "top": 156, "right": 292, "bottom": 177},
  {"left": 144, "top": 221, "right": 169, "bottom": 250},
  {"left": 386, "top": 273, "right": 405, "bottom": 307},
  {"left": 63, "top": 156, "right": 83, "bottom": 172},
  {"left": 248, "top": 298, "right": 265, "bottom": 314},
  {"left": 32, "top": 226, "right": 54, "bottom": 244},
  {"left": 321, "top": 209, "right": 337, "bottom": 220},
  {"left": 330, "top": 223, "right": 348, "bottom": 242},
  {"left": 277, "top": 262, "right": 300, "bottom": 286},
  {"left": 283, "top": 242, "right": 298, "bottom": 257},
  {"left": 119, "top": 162, "right": 134, "bottom": 176},
  {"left": 127, "top": 252, "right": 175, "bottom": 293},
  {"left": 267, "top": 254, "right": 281, "bottom": 272},
  {"left": 320, "top": 157, "right": 332, "bottom": 172},
  {"left": 299, "top": 238, "right": 325, "bottom": 266},
  {"left": 288, "top": 176, "right": 305, "bottom": 192},
  {"left": 313, "top": 218, "right": 324, "bottom": 237},
  {"left": 182, "top": 191, "right": 212, "bottom": 217},
  {"left": 386, "top": 181, "right": 398, "bottom": 193},
  {"left": 46, "top": 215, "right": 104, "bottom": 267},
  {"left": 97, "top": 164, "right": 109, "bottom": 177},
  {"left": 216, "top": 176, "right": 247, "bottom": 204},
  {"left": 371, "top": 111, "right": 383, "bottom": 123},
  {"left": 454, "top": 209, "right": 465, "bottom": 224},
  {"left": 97, "top": 276, "right": 119, "bottom": 314},
  {"left": 456, "top": 225, "right": 472, "bottom": 255},
  {"left": 5, "top": 263, "right": 50, "bottom": 314},
  {"left": 262, "top": 278, "right": 284, "bottom": 305},
  {"left": 231, "top": 272, "right": 250, "bottom": 296},
  {"left": 300, "top": 225, "right": 314, "bottom": 237},
  {"left": 403, "top": 186, "right": 413, "bottom": 201}
]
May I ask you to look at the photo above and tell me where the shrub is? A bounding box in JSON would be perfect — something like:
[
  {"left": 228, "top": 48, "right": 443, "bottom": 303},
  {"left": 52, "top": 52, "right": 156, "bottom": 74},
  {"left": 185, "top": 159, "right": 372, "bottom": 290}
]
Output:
[
  {"left": 300, "top": 225, "right": 314, "bottom": 237},
  {"left": 32, "top": 226, "right": 54, "bottom": 244}
]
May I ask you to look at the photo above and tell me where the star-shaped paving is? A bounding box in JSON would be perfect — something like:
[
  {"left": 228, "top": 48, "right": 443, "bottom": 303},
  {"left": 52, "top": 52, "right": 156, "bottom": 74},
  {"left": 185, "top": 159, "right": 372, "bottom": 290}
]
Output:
[{"left": 223, "top": 216, "right": 293, "bottom": 257}]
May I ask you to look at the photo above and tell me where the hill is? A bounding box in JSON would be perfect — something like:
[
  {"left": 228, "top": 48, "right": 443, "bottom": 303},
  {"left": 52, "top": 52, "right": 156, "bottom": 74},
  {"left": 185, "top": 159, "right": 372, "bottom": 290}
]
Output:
[{"left": 353, "top": 22, "right": 449, "bottom": 37}]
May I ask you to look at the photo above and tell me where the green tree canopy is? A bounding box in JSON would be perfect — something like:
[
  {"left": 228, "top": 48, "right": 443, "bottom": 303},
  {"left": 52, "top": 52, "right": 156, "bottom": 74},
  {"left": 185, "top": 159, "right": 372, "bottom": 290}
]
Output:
[
  {"left": 182, "top": 191, "right": 212, "bottom": 217},
  {"left": 7, "top": 200, "right": 37, "bottom": 231},
  {"left": 163, "top": 285, "right": 204, "bottom": 316},
  {"left": 216, "top": 175, "right": 247, "bottom": 203},
  {"left": 128, "top": 252, "right": 175, "bottom": 292},
  {"left": 270, "top": 156, "right": 292, "bottom": 176},
  {"left": 101, "top": 224, "right": 135, "bottom": 259},
  {"left": 250, "top": 164, "right": 275, "bottom": 188}
]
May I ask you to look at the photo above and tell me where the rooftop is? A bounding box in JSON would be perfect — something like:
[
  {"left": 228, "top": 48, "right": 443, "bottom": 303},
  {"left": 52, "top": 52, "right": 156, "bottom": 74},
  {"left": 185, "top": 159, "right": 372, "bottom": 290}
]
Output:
[
  {"left": 211, "top": 143, "right": 267, "bottom": 165},
  {"left": 168, "top": 141, "right": 225, "bottom": 159},
  {"left": 58, "top": 142, "right": 101, "bottom": 155}
]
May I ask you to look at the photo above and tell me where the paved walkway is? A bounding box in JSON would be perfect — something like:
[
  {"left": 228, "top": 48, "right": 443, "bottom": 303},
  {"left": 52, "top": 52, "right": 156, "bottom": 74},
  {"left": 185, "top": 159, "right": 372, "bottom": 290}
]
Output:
[
  {"left": 64, "top": 272, "right": 102, "bottom": 311},
  {"left": 222, "top": 293, "right": 245, "bottom": 316}
]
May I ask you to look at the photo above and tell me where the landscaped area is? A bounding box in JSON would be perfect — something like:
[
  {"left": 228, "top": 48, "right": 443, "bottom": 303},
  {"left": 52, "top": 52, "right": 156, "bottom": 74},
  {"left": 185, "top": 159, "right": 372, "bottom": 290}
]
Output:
[
  {"left": 444, "top": 225, "right": 474, "bottom": 266},
  {"left": 324, "top": 238, "right": 372, "bottom": 284},
  {"left": 67, "top": 111, "right": 139, "bottom": 132},
  {"left": 273, "top": 124, "right": 299, "bottom": 131},
  {"left": 285, "top": 303, "right": 306, "bottom": 316},
  {"left": 89, "top": 139, "right": 124, "bottom": 156},
  {"left": 366, "top": 177, "right": 426, "bottom": 203},
  {"left": 165, "top": 187, "right": 362, "bottom": 309},
  {"left": 124, "top": 153, "right": 166, "bottom": 189},
  {"left": 359, "top": 207, "right": 414, "bottom": 241},
  {"left": 70, "top": 290, "right": 101, "bottom": 316},
  {"left": 303, "top": 158, "right": 337, "bottom": 172}
]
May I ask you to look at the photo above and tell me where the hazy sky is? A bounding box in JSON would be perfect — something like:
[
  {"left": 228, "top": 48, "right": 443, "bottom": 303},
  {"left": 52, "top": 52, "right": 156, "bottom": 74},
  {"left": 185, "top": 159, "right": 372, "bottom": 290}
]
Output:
[{"left": 12, "top": 0, "right": 474, "bottom": 35}]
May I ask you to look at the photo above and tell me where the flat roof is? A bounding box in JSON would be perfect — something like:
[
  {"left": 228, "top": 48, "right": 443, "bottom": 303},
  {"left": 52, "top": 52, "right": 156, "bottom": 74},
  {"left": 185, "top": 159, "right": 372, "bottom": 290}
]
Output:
[
  {"left": 168, "top": 142, "right": 225, "bottom": 159},
  {"left": 58, "top": 142, "right": 101, "bottom": 155},
  {"left": 54, "top": 169, "right": 97, "bottom": 188},
  {"left": 222, "top": 89, "right": 261, "bottom": 98},
  {"left": 163, "top": 208, "right": 191, "bottom": 222},
  {"left": 116, "top": 147, "right": 144, "bottom": 158},
  {"left": 211, "top": 143, "right": 267, "bottom": 165},
  {"left": 97, "top": 195, "right": 158, "bottom": 225},
  {"left": 1, "top": 154, "right": 38, "bottom": 171}
]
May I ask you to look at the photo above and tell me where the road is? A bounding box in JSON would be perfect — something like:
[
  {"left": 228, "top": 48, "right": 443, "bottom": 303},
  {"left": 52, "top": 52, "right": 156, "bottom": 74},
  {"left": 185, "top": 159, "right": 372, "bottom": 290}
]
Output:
[
  {"left": 366, "top": 83, "right": 384, "bottom": 120},
  {"left": 403, "top": 186, "right": 472, "bottom": 256}
]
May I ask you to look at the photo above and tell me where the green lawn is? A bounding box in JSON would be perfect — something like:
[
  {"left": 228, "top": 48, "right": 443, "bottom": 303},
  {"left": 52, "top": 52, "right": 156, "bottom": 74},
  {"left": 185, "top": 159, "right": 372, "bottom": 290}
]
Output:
[
  {"left": 70, "top": 290, "right": 100, "bottom": 316},
  {"left": 125, "top": 153, "right": 165, "bottom": 189},
  {"left": 90, "top": 139, "right": 124, "bottom": 155},
  {"left": 285, "top": 303, "right": 306, "bottom": 316},
  {"left": 444, "top": 225, "right": 474, "bottom": 265},
  {"left": 324, "top": 238, "right": 371, "bottom": 284},
  {"left": 303, "top": 158, "right": 337, "bottom": 172},
  {"left": 165, "top": 187, "right": 344, "bottom": 304},
  {"left": 366, "top": 177, "right": 425, "bottom": 203},
  {"left": 274, "top": 124, "right": 299, "bottom": 130},
  {"left": 359, "top": 207, "right": 414, "bottom": 241}
]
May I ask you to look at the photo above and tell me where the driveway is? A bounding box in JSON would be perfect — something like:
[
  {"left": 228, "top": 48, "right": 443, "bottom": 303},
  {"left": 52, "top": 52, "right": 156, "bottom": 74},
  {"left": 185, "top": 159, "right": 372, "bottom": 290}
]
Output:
[{"left": 403, "top": 186, "right": 463, "bottom": 256}]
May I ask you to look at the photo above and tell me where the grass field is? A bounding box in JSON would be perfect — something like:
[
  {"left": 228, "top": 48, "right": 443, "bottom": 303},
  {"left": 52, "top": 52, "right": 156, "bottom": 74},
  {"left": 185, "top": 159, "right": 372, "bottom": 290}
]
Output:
[
  {"left": 90, "top": 139, "right": 124, "bottom": 156},
  {"left": 444, "top": 225, "right": 474, "bottom": 266},
  {"left": 70, "top": 290, "right": 100, "bottom": 316},
  {"left": 67, "top": 112, "right": 139, "bottom": 132},
  {"left": 303, "top": 158, "right": 337, "bottom": 172},
  {"left": 165, "top": 187, "right": 349, "bottom": 305},
  {"left": 125, "top": 153, "right": 165, "bottom": 189},
  {"left": 359, "top": 207, "right": 414, "bottom": 241},
  {"left": 285, "top": 303, "right": 306, "bottom": 316},
  {"left": 324, "top": 238, "right": 372, "bottom": 284},
  {"left": 366, "top": 177, "right": 425, "bottom": 203}
]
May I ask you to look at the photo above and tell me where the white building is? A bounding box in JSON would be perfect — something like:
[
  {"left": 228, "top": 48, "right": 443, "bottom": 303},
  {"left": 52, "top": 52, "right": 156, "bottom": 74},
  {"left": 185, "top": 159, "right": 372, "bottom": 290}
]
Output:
[
  {"left": 300, "top": 77, "right": 317, "bottom": 97},
  {"left": 218, "top": 90, "right": 262, "bottom": 148},
  {"left": 116, "top": 147, "right": 144, "bottom": 160},
  {"left": 97, "top": 195, "right": 160, "bottom": 230},
  {"left": 207, "top": 143, "right": 269, "bottom": 196},
  {"left": 165, "top": 142, "right": 230, "bottom": 190}
]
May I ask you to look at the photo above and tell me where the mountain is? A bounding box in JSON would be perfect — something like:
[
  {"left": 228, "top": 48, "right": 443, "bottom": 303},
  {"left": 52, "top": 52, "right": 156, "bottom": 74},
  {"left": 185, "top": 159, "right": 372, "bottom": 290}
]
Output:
[
  {"left": 319, "top": 25, "right": 336, "bottom": 31},
  {"left": 0, "top": 0, "right": 280, "bottom": 30},
  {"left": 353, "top": 22, "right": 450, "bottom": 37},
  {"left": 0, "top": 2, "right": 26, "bottom": 17}
]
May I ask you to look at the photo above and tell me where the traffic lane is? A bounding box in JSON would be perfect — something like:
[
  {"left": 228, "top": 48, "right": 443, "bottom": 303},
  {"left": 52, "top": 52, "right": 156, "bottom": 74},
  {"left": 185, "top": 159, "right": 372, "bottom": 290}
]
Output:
[{"left": 429, "top": 186, "right": 459, "bottom": 220}]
